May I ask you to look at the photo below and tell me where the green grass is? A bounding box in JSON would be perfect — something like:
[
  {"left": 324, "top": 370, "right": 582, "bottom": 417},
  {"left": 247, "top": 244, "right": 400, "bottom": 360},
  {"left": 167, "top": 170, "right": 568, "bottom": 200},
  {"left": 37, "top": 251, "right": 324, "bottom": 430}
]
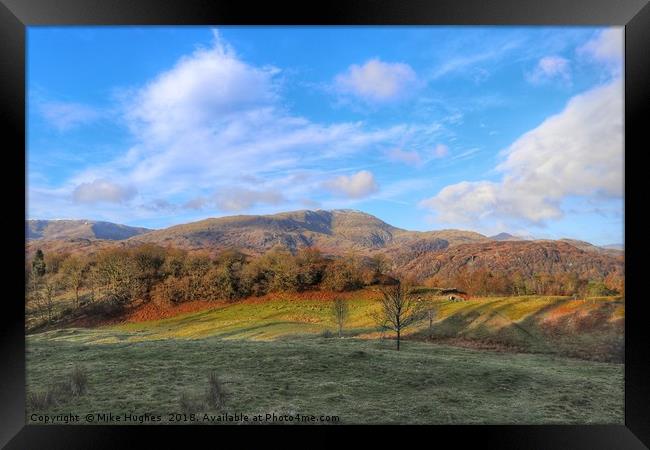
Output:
[
  {"left": 26, "top": 293, "right": 624, "bottom": 424},
  {"left": 103, "top": 293, "right": 623, "bottom": 362},
  {"left": 26, "top": 331, "right": 623, "bottom": 425}
]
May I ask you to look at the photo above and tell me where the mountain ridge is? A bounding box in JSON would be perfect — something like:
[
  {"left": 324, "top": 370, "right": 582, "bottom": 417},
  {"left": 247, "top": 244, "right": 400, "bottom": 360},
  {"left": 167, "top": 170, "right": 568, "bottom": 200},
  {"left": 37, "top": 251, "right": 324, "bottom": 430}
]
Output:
[
  {"left": 25, "top": 210, "right": 623, "bottom": 284},
  {"left": 26, "top": 210, "right": 621, "bottom": 253},
  {"left": 27, "top": 219, "right": 151, "bottom": 241}
]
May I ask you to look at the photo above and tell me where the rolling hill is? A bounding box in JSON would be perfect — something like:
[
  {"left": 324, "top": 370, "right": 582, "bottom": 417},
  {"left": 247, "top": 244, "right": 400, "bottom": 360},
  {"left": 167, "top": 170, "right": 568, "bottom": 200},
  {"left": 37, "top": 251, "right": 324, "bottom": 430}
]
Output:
[
  {"left": 27, "top": 219, "right": 151, "bottom": 241},
  {"left": 128, "top": 209, "right": 489, "bottom": 254},
  {"left": 396, "top": 240, "right": 623, "bottom": 282},
  {"left": 25, "top": 210, "right": 624, "bottom": 282}
]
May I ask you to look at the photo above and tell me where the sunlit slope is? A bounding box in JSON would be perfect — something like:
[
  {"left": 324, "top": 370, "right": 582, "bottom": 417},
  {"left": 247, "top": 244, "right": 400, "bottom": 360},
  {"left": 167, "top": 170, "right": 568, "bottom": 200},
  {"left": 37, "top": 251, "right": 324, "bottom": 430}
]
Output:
[{"left": 34, "top": 292, "right": 622, "bottom": 361}]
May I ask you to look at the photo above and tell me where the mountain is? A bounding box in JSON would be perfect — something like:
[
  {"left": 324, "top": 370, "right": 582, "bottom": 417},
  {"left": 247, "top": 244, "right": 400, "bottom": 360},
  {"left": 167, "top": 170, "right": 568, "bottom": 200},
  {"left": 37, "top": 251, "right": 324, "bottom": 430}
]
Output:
[
  {"left": 26, "top": 219, "right": 151, "bottom": 241},
  {"left": 558, "top": 239, "right": 624, "bottom": 257},
  {"left": 602, "top": 243, "right": 624, "bottom": 251},
  {"left": 490, "top": 232, "right": 519, "bottom": 241},
  {"left": 396, "top": 240, "right": 624, "bottom": 282},
  {"left": 25, "top": 210, "right": 623, "bottom": 283},
  {"left": 128, "top": 209, "right": 489, "bottom": 254}
]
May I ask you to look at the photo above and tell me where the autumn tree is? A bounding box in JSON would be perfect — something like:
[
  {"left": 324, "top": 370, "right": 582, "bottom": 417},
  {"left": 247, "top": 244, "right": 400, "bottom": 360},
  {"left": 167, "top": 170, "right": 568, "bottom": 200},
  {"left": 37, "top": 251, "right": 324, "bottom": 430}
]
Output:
[
  {"left": 295, "top": 247, "right": 327, "bottom": 288},
  {"left": 61, "top": 256, "right": 87, "bottom": 308},
  {"left": 374, "top": 283, "right": 426, "bottom": 350},
  {"left": 203, "top": 250, "right": 248, "bottom": 301},
  {"left": 321, "top": 256, "right": 363, "bottom": 292},
  {"left": 94, "top": 248, "right": 139, "bottom": 305},
  {"left": 130, "top": 245, "right": 166, "bottom": 300},
  {"left": 604, "top": 271, "right": 624, "bottom": 296},
  {"left": 266, "top": 249, "right": 302, "bottom": 292},
  {"left": 183, "top": 253, "right": 212, "bottom": 300},
  {"left": 44, "top": 252, "right": 69, "bottom": 275},
  {"left": 332, "top": 298, "right": 349, "bottom": 338},
  {"left": 31, "top": 249, "right": 46, "bottom": 280},
  {"left": 33, "top": 277, "right": 59, "bottom": 323}
]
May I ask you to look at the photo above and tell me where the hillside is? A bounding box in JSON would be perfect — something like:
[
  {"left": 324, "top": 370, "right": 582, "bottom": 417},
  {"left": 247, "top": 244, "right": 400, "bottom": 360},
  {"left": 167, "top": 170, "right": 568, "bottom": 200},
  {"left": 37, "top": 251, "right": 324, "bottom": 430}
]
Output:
[
  {"left": 27, "top": 219, "right": 151, "bottom": 241},
  {"left": 558, "top": 239, "right": 624, "bottom": 257},
  {"left": 25, "top": 210, "right": 624, "bottom": 283},
  {"left": 397, "top": 240, "right": 624, "bottom": 282},
  {"left": 128, "top": 209, "right": 488, "bottom": 254},
  {"left": 41, "top": 291, "right": 622, "bottom": 362}
]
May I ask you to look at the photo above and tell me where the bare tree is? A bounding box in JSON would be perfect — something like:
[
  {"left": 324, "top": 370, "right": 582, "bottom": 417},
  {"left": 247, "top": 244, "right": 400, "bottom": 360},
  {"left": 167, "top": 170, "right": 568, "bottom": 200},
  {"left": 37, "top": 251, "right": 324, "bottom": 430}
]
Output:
[
  {"left": 426, "top": 305, "right": 436, "bottom": 335},
  {"left": 35, "top": 278, "right": 58, "bottom": 323},
  {"left": 332, "top": 298, "right": 349, "bottom": 338},
  {"left": 61, "top": 256, "right": 86, "bottom": 308},
  {"left": 373, "top": 283, "right": 425, "bottom": 350}
]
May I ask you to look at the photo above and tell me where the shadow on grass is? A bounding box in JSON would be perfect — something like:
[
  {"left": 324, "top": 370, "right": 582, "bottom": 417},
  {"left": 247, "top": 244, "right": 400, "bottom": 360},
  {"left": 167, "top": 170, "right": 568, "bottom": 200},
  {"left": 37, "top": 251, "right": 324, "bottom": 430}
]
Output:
[{"left": 412, "top": 298, "right": 623, "bottom": 362}]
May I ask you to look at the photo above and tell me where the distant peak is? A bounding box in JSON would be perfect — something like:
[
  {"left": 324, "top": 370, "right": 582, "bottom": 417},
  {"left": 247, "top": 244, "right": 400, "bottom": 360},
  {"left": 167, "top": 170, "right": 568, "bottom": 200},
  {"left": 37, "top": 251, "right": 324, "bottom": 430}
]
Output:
[{"left": 490, "top": 232, "right": 516, "bottom": 241}]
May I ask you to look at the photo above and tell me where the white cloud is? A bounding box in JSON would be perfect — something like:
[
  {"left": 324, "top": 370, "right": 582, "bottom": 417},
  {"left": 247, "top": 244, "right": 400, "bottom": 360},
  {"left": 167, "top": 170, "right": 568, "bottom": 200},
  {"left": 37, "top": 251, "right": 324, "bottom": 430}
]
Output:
[
  {"left": 578, "top": 28, "right": 623, "bottom": 64},
  {"left": 39, "top": 101, "right": 101, "bottom": 131},
  {"left": 334, "top": 59, "right": 418, "bottom": 103},
  {"left": 324, "top": 170, "right": 379, "bottom": 199},
  {"left": 214, "top": 187, "right": 285, "bottom": 212},
  {"left": 420, "top": 78, "right": 623, "bottom": 226},
  {"left": 72, "top": 179, "right": 137, "bottom": 204},
  {"left": 126, "top": 30, "right": 278, "bottom": 144},
  {"left": 54, "top": 31, "right": 413, "bottom": 218},
  {"left": 526, "top": 56, "right": 571, "bottom": 85}
]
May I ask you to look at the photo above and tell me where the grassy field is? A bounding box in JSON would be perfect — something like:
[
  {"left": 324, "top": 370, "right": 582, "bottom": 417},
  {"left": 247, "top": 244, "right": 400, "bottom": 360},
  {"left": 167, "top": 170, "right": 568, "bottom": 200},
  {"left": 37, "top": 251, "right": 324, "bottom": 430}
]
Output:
[
  {"left": 103, "top": 292, "right": 623, "bottom": 362},
  {"left": 25, "top": 292, "right": 624, "bottom": 424},
  {"left": 26, "top": 331, "right": 623, "bottom": 425}
]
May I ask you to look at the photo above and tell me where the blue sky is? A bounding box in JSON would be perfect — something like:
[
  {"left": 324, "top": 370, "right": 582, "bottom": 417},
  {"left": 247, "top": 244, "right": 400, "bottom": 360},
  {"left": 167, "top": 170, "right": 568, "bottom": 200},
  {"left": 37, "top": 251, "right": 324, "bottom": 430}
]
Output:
[{"left": 27, "top": 26, "right": 624, "bottom": 245}]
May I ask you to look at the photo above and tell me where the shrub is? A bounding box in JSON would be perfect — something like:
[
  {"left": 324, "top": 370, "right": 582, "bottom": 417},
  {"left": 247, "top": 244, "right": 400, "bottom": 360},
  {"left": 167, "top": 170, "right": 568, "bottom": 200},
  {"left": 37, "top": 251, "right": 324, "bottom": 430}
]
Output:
[
  {"left": 320, "top": 329, "right": 335, "bottom": 338},
  {"left": 585, "top": 280, "right": 616, "bottom": 297},
  {"left": 152, "top": 276, "right": 189, "bottom": 305},
  {"left": 69, "top": 365, "right": 88, "bottom": 396},
  {"left": 205, "top": 371, "right": 226, "bottom": 410},
  {"left": 27, "top": 390, "right": 55, "bottom": 410},
  {"left": 179, "top": 391, "right": 203, "bottom": 414}
]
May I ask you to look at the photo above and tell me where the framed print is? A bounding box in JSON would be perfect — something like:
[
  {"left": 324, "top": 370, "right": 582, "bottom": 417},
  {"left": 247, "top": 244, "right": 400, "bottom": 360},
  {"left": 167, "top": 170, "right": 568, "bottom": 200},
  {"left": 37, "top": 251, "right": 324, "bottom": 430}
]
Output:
[{"left": 1, "top": 0, "right": 648, "bottom": 447}]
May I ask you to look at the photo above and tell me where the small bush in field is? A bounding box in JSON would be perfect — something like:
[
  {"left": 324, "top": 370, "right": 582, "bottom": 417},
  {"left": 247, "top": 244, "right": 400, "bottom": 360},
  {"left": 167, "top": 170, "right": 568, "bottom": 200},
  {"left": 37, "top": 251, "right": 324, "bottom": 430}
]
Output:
[
  {"left": 320, "top": 329, "right": 335, "bottom": 338},
  {"left": 206, "top": 371, "right": 226, "bottom": 410},
  {"left": 69, "top": 365, "right": 88, "bottom": 396},
  {"left": 179, "top": 391, "right": 203, "bottom": 414},
  {"left": 27, "top": 390, "right": 55, "bottom": 410},
  {"left": 27, "top": 365, "right": 88, "bottom": 411}
]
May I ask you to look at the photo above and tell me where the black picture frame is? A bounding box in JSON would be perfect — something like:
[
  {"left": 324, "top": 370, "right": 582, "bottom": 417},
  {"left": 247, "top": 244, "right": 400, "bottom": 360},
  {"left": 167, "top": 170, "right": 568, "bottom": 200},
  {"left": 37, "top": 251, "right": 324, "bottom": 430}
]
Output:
[{"left": 1, "top": 0, "right": 648, "bottom": 447}]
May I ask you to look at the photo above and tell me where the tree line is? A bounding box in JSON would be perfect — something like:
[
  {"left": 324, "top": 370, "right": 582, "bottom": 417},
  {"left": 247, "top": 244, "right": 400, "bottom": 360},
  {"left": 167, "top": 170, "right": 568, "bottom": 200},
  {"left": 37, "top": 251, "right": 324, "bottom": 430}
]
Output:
[
  {"left": 25, "top": 245, "right": 392, "bottom": 321},
  {"left": 26, "top": 243, "right": 623, "bottom": 324},
  {"left": 423, "top": 266, "right": 623, "bottom": 298}
]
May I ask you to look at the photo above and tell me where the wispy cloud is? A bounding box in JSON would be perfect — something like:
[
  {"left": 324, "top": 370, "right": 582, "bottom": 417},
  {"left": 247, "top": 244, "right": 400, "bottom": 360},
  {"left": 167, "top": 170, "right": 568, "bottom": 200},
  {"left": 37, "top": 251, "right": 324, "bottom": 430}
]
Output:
[
  {"left": 526, "top": 56, "right": 571, "bottom": 85},
  {"left": 334, "top": 58, "right": 418, "bottom": 103},
  {"left": 426, "top": 38, "right": 522, "bottom": 81},
  {"left": 60, "top": 33, "right": 415, "bottom": 213},
  {"left": 38, "top": 101, "right": 102, "bottom": 131},
  {"left": 385, "top": 144, "right": 449, "bottom": 167}
]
